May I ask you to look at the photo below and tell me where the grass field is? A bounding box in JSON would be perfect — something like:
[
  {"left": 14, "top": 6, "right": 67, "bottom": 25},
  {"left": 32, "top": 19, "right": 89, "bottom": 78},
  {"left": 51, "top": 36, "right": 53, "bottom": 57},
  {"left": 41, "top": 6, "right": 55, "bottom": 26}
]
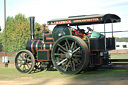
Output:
[
  {"left": 0, "top": 67, "right": 128, "bottom": 85},
  {"left": 0, "top": 67, "right": 128, "bottom": 80},
  {"left": 0, "top": 54, "right": 128, "bottom": 85},
  {"left": 110, "top": 54, "right": 128, "bottom": 59}
]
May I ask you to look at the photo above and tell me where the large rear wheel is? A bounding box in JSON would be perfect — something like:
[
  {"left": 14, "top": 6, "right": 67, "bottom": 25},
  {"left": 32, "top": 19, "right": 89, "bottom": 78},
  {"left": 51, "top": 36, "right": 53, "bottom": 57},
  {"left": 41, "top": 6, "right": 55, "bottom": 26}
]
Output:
[{"left": 51, "top": 35, "right": 89, "bottom": 74}]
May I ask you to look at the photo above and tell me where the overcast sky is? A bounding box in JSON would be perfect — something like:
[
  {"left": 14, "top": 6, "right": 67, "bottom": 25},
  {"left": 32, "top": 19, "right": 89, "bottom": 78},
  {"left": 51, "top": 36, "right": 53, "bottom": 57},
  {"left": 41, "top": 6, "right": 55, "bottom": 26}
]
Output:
[{"left": 0, "top": 0, "right": 128, "bottom": 37}]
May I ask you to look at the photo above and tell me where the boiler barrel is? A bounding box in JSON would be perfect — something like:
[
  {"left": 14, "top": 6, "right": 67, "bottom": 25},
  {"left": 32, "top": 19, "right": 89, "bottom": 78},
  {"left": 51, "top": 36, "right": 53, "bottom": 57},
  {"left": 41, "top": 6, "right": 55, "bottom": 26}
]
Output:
[{"left": 26, "top": 40, "right": 53, "bottom": 54}]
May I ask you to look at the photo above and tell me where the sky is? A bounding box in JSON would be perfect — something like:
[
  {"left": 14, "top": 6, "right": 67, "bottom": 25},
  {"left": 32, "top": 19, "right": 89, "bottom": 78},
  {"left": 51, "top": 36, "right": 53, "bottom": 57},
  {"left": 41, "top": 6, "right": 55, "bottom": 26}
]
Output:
[{"left": 0, "top": 0, "right": 128, "bottom": 37}]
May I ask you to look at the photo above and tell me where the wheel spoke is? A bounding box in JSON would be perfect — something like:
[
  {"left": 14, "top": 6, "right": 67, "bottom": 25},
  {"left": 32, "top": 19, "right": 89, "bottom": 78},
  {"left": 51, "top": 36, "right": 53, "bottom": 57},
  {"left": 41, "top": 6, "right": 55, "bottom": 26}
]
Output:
[
  {"left": 73, "top": 54, "right": 82, "bottom": 57},
  {"left": 21, "top": 53, "right": 25, "bottom": 59},
  {"left": 72, "top": 47, "right": 80, "bottom": 54},
  {"left": 23, "top": 65, "right": 25, "bottom": 71},
  {"left": 57, "top": 58, "right": 67, "bottom": 66},
  {"left": 63, "top": 59, "right": 68, "bottom": 68},
  {"left": 72, "top": 61, "right": 76, "bottom": 71},
  {"left": 58, "top": 44, "right": 67, "bottom": 52},
  {"left": 18, "top": 59, "right": 22, "bottom": 61},
  {"left": 71, "top": 42, "right": 74, "bottom": 49},
  {"left": 65, "top": 42, "right": 68, "bottom": 50},
  {"left": 18, "top": 60, "right": 22, "bottom": 64},
  {"left": 23, "top": 54, "right": 26, "bottom": 58},
  {"left": 28, "top": 63, "right": 32, "bottom": 67},
  {"left": 19, "top": 55, "right": 23, "bottom": 59},
  {"left": 72, "top": 41, "right": 77, "bottom": 50},
  {"left": 66, "top": 39, "right": 70, "bottom": 49},
  {"left": 72, "top": 58, "right": 80, "bottom": 65},
  {"left": 54, "top": 53, "right": 66, "bottom": 56},
  {"left": 19, "top": 64, "right": 23, "bottom": 68},
  {"left": 27, "top": 59, "right": 32, "bottom": 62},
  {"left": 65, "top": 61, "right": 70, "bottom": 71},
  {"left": 24, "top": 65, "right": 27, "bottom": 71},
  {"left": 77, "top": 58, "right": 81, "bottom": 64},
  {"left": 58, "top": 48, "right": 66, "bottom": 54},
  {"left": 26, "top": 64, "right": 30, "bottom": 69},
  {"left": 25, "top": 55, "right": 29, "bottom": 59},
  {"left": 27, "top": 56, "right": 31, "bottom": 59},
  {"left": 70, "top": 60, "right": 74, "bottom": 71}
]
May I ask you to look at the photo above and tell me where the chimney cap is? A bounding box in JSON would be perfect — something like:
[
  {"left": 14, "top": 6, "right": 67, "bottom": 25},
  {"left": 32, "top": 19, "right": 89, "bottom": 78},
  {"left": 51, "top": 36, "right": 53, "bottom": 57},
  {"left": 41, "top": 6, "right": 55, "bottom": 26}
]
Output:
[{"left": 29, "top": 16, "right": 35, "bottom": 18}]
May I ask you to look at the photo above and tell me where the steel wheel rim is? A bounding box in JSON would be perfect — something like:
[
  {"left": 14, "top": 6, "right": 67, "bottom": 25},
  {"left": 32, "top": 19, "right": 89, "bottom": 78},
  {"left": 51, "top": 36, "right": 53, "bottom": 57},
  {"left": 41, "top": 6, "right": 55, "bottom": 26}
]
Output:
[
  {"left": 15, "top": 51, "right": 35, "bottom": 73},
  {"left": 52, "top": 36, "right": 87, "bottom": 74}
]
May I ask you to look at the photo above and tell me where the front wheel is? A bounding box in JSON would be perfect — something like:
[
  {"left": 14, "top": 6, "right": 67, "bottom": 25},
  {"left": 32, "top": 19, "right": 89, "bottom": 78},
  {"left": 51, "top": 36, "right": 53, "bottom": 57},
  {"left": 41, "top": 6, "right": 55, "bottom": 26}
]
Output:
[
  {"left": 15, "top": 50, "right": 35, "bottom": 73},
  {"left": 51, "top": 35, "right": 89, "bottom": 75}
]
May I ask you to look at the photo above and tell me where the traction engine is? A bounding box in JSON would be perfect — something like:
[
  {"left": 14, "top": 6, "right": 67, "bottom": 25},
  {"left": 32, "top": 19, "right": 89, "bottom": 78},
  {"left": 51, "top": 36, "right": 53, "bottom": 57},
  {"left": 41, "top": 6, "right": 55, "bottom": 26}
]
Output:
[{"left": 15, "top": 14, "right": 121, "bottom": 74}]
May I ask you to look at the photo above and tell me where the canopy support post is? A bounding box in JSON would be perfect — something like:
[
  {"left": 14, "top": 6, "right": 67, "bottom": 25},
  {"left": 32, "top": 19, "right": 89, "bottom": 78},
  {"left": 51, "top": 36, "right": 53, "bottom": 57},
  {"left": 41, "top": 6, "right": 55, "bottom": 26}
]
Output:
[
  {"left": 104, "top": 22, "right": 106, "bottom": 51},
  {"left": 111, "top": 19, "right": 114, "bottom": 37}
]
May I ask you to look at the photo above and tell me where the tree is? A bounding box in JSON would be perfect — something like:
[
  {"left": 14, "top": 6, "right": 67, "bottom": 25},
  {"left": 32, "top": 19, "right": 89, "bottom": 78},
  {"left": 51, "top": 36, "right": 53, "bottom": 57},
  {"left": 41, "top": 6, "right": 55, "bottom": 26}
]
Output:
[
  {"left": 0, "top": 14, "right": 30, "bottom": 52},
  {"left": 0, "top": 32, "right": 3, "bottom": 52},
  {"left": 0, "top": 13, "right": 51, "bottom": 52}
]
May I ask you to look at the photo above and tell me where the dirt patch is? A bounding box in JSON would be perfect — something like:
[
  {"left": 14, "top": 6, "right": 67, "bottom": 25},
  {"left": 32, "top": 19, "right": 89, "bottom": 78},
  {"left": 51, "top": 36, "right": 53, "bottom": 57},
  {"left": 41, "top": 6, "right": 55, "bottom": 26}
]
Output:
[
  {"left": 0, "top": 63, "right": 15, "bottom": 68},
  {"left": 0, "top": 77, "right": 128, "bottom": 85},
  {"left": 109, "top": 49, "right": 128, "bottom": 55}
]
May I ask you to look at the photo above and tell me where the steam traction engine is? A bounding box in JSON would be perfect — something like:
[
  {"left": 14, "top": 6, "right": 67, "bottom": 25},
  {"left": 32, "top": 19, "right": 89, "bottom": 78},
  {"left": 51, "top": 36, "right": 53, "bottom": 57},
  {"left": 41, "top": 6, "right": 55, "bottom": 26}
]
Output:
[{"left": 15, "top": 14, "right": 121, "bottom": 74}]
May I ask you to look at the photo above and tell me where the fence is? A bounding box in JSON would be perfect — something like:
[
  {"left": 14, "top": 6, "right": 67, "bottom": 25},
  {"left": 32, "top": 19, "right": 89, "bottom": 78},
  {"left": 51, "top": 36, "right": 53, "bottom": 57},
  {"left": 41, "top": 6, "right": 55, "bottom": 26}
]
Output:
[{"left": 0, "top": 52, "right": 16, "bottom": 65}]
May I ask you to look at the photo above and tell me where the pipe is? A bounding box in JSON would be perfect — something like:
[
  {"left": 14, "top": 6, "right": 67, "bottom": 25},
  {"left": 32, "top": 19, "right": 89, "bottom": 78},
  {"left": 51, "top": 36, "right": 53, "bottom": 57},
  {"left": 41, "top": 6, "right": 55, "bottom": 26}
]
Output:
[{"left": 30, "top": 17, "right": 35, "bottom": 40}]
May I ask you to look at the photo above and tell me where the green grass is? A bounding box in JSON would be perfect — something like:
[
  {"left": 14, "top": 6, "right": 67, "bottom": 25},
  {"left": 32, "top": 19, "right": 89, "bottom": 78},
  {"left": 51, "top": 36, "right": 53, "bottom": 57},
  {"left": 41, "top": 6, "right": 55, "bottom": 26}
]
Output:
[
  {"left": 0, "top": 67, "right": 73, "bottom": 80},
  {"left": 0, "top": 54, "right": 128, "bottom": 81},
  {"left": 110, "top": 54, "right": 128, "bottom": 59},
  {"left": 0, "top": 67, "right": 128, "bottom": 80}
]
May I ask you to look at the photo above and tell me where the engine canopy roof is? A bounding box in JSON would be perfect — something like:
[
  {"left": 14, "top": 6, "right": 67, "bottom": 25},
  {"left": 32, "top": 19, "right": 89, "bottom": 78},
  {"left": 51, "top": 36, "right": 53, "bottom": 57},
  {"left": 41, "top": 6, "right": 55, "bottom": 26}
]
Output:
[{"left": 47, "top": 14, "right": 121, "bottom": 26}]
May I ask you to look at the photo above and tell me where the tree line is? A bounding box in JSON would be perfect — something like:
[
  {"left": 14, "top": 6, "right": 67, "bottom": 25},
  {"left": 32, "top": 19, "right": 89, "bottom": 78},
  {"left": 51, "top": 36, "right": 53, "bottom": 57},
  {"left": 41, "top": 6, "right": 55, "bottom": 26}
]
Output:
[
  {"left": 116, "top": 37, "right": 128, "bottom": 42},
  {"left": 0, "top": 13, "right": 50, "bottom": 52}
]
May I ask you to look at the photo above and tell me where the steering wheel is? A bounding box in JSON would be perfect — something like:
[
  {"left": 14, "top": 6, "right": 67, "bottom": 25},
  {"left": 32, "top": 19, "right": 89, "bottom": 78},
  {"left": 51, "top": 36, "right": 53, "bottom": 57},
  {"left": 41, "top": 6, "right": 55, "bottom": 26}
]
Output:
[{"left": 86, "top": 27, "right": 93, "bottom": 34}]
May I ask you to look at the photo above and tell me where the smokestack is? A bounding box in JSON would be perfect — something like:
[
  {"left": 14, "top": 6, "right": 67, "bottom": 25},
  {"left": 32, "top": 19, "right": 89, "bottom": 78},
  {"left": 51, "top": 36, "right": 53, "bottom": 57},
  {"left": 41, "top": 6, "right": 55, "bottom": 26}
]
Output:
[{"left": 30, "top": 16, "right": 35, "bottom": 40}]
